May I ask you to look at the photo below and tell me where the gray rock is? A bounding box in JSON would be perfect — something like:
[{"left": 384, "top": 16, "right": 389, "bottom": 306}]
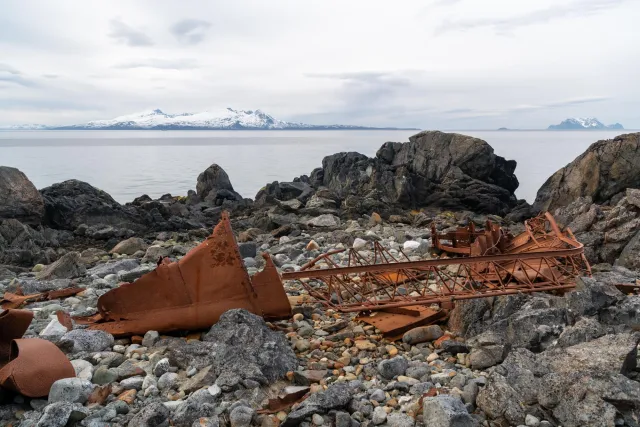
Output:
[
  {"left": 91, "top": 366, "right": 118, "bottom": 385},
  {"left": 157, "top": 372, "right": 179, "bottom": 390},
  {"left": 476, "top": 372, "right": 525, "bottom": 426},
  {"left": 153, "top": 358, "right": 170, "bottom": 377},
  {"left": 599, "top": 295, "right": 640, "bottom": 329},
  {"left": 119, "top": 264, "right": 155, "bottom": 282},
  {"left": 283, "top": 383, "right": 353, "bottom": 427},
  {"left": 142, "top": 245, "right": 172, "bottom": 263},
  {"left": 37, "top": 402, "right": 86, "bottom": 427},
  {"left": 128, "top": 402, "right": 170, "bottom": 427},
  {"left": 0, "top": 166, "right": 44, "bottom": 225},
  {"left": 71, "top": 360, "right": 94, "bottom": 381},
  {"left": 229, "top": 405, "right": 254, "bottom": 427},
  {"left": 142, "top": 330, "right": 160, "bottom": 348},
  {"left": 385, "top": 412, "right": 415, "bottom": 427},
  {"left": 48, "top": 378, "right": 94, "bottom": 404},
  {"left": 36, "top": 251, "right": 86, "bottom": 280},
  {"left": 617, "top": 229, "right": 640, "bottom": 270},
  {"left": 168, "top": 309, "right": 297, "bottom": 385},
  {"left": 371, "top": 406, "right": 387, "bottom": 425},
  {"left": 534, "top": 132, "right": 640, "bottom": 211},
  {"left": 422, "top": 395, "right": 478, "bottom": 427},
  {"left": 307, "top": 214, "right": 341, "bottom": 228},
  {"left": 377, "top": 356, "right": 409, "bottom": 380},
  {"left": 555, "top": 317, "right": 606, "bottom": 347},
  {"left": 196, "top": 164, "right": 242, "bottom": 201},
  {"left": 171, "top": 395, "right": 216, "bottom": 427},
  {"left": 237, "top": 242, "right": 257, "bottom": 259},
  {"left": 469, "top": 345, "right": 505, "bottom": 370},
  {"left": 87, "top": 259, "right": 140, "bottom": 278},
  {"left": 369, "top": 389, "right": 386, "bottom": 402},
  {"left": 120, "top": 376, "right": 144, "bottom": 390},
  {"left": 110, "top": 237, "right": 148, "bottom": 255},
  {"left": 61, "top": 329, "right": 114, "bottom": 353},
  {"left": 402, "top": 325, "right": 443, "bottom": 345}
]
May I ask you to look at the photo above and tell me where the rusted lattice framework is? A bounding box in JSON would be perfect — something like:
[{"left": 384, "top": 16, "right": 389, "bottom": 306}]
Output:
[{"left": 282, "top": 212, "right": 591, "bottom": 313}]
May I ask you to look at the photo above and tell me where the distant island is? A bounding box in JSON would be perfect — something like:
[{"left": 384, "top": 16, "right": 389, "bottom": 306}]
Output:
[
  {"left": 548, "top": 118, "right": 624, "bottom": 130},
  {"left": 0, "top": 108, "right": 418, "bottom": 131},
  {"left": 497, "top": 127, "right": 510, "bottom": 131}
]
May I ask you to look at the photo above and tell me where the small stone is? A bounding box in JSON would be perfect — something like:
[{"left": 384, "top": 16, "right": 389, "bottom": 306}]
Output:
[
  {"left": 525, "top": 414, "right": 541, "bottom": 427},
  {"left": 423, "top": 395, "right": 476, "bottom": 427},
  {"left": 370, "top": 212, "right": 382, "bottom": 225},
  {"left": 386, "top": 345, "right": 398, "bottom": 356},
  {"left": 427, "top": 353, "right": 439, "bottom": 362},
  {"left": 142, "top": 330, "right": 159, "bottom": 348},
  {"left": 372, "top": 406, "right": 387, "bottom": 425},
  {"left": 306, "top": 240, "right": 320, "bottom": 251},
  {"left": 92, "top": 366, "right": 118, "bottom": 385},
  {"left": 208, "top": 384, "right": 222, "bottom": 397},
  {"left": 48, "top": 378, "right": 94, "bottom": 404},
  {"left": 120, "top": 376, "right": 144, "bottom": 391},
  {"left": 128, "top": 402, "right": 170, "bottom": 426},
  {"left": 354, "top": 340, "right": 377, "bottom": 351},
  {"left": 353, "top": 238, "right": 367, "bottom": 250},
  {"left": 153, "top": 358, "right": 170, "bottom": 377},
  {"left": 312, "top": 413, "right": 325, "bottom": 425},
  {"left": 71, "top": 360, "right": 94, "bottom": 381},
  {"left": 230, "top": 405, "right": 254, "bottom": 427},
  {"left": 117, "top": 389, "right": 137, "bottom": 404},
  {"left": 402, "top": 325, "right": 443, "bottom": 345},
  {"left": 293, "top": 313, "right": 304, "bottom": 321},
  {"left": 403, "top": 241, "right": 420, "bottom": 250},
  {"left": 370, "top": 389, "right": 386, "bottom": 402},
  {"left": 377, "top": 356, "right": 409, "bottom": 380},
  {"left": 157, "top": 372, "right": 179, "bottom": 390},
  {"left": 62, "top": 329, "right": 115, "bottom": 353}
]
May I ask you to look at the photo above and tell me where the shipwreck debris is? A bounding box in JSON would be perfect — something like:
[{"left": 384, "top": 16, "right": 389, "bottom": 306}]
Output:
[
  {"left": 0, "top": 309, "right": 75, "bottom": 397},
  {"left": 282, "top": 212, "right": 590, "bottom": 337},
  {"left": 0, "top": 286, "right": 85, "bottom": 309},
  {"left": 75, "top": 212, "right": 291, "bottom": 336}
]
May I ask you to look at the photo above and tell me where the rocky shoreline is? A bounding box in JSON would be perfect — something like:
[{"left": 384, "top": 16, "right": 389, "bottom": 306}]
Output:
[{"left": 0, "top": 130, "right": 639, "bottom": 427}]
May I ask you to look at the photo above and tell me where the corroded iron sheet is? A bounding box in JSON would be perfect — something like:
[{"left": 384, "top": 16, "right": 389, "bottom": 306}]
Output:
[
  {"left": 77, "top": 212, "right": 291, "bottom": 336},
  {"left": 356, "top": 305, "right": 447, "bottom": 339},
  {"left": 0, "top": 309, "right": 74, "bottom": 397}
]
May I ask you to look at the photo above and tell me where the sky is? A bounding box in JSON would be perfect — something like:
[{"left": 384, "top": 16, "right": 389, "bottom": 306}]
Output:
[{"left": 1, "top": 0, "right": 639, "bottom": 129}]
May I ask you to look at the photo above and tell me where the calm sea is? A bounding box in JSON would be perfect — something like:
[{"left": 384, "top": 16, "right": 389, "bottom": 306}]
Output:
[{"left": 0, "top": 130, "right": 629, "bottom": 204}]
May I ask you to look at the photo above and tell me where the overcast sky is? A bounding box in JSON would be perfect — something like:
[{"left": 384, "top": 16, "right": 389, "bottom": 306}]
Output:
[{"left": 1, "top": 0, "right": 638, "bottom": 129}]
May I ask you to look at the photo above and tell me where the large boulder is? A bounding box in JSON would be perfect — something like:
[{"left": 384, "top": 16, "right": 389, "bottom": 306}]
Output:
[
  {"left": 0, "top": 218, "right": 71, "bottom": 267},
  {"left": 534, "top": 132, "right": 640, "bottom": 212},
  {"left": 313, "top": 131, "right": 520, "bottom": 215},
  {"left": 0, "top": 166, "right": 44, "bottom": 225},
  {"left": 40, "top": 180, "right": 144, "bottom": 231},
  {"left": 166, "top": 309, "right": 297, "bottom": 389},
  {"left": 196, "top": 164, "right": 242, "bottom": 203}
]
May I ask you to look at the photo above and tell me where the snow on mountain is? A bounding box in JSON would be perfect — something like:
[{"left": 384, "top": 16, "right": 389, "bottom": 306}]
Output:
[
  {"left": 0, "top": 124, "right": 50, "bottom": 130},
  {"left": 52, "top": 108, "right": 402, "bottom": 130},
  {"left": 548, "top": 118, "right": 624, "bottom": 130}
]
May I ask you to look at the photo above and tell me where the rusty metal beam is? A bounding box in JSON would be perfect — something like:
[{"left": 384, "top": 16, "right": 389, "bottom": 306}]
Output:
[{"left": 282, "top": 212, "right": 590, "bottom": 316}]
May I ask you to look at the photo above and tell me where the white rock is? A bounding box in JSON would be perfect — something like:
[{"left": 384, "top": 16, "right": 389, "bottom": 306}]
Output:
[
  {"left": 352, "top": 238, "right": 367, "bottom": 250},
  {"left": 39, "top": 318, "right": 68, "bottom": 337},
  {"left": 403, "top": 240, "right": 420, "bottom": 250}
]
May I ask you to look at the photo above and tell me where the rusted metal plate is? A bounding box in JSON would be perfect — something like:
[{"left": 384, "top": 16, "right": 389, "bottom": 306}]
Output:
[
  {"left": 257, "top": 386, "right": 310, "bottom": 414},
  {"left": 0, "top": 309, "right": 75, "bottom": 397},
  {"left": 1, "top": 287, "right": 85, "bottom": 310},
  {"left": 77, "top": 212, "right": 291, "bottom": 336},
  {"left": 356, "top": 305, "right": 447, "bottom": 339}
]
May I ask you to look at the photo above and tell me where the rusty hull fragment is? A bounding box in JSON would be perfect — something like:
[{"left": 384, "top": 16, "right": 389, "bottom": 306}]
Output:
[
  {"left": 1, "top": 287, "right": 85, "bottom": 310},
  {"left": 76, "top": 212, "right": 291, "bottom": 336},
  {"left": 282, "top": 212, "right": 590, "bottom": 336}
]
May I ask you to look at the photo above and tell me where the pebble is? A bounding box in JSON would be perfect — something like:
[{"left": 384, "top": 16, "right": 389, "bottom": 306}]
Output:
[
  {"left": 372, "top": 406, "right": 388, "bottom": 425},
  {"left": 354, "top": 340, "right": 377, "bottom": 351},
  {"left": 312, "top": 413, "right": 325, "bottom": 425}
]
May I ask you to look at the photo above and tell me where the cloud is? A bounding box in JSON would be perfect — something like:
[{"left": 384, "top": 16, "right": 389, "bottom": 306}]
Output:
[
  {"left": 436, "top": 0, "right": 631, "bottom": 34},
  {"left": 114, "top": 58, "right": 198, "bottom": 70},
  {"left": 0, "top": 64, "right": 37, "bottom": 87},
  {"left": 170, "top": 19, "right": 211, "bottom": 45},
  {"left": 108, "top": 18, "right": 153, "bottom": 46}
]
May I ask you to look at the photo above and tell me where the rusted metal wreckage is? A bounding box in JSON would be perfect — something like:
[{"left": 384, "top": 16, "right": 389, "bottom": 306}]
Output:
[
  {"left": 75, "top": 212, "right": 292, "bottom": 336},
  {"left": 76, "top": 210, "right": 589, "bottom": 339},
  {"left": 281, "top": 212, "right": 591, "bottom": 337}
]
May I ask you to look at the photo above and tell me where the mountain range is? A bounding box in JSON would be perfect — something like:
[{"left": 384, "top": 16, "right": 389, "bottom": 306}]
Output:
[
  {"left": 0, "top": 108, "right": 415, "bottom": 131},
  {"left": 548, "top": 118, "right": 624, "bottom": 130}
]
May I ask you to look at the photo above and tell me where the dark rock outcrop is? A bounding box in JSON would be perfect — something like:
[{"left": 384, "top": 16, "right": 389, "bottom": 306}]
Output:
[
  {"left": 40, "top": 180, "right": 145, "bottom": 231},
  {"left": 534, "top": 132, "right": 640, "bottom": 212},
  {"left": 310, "top": 131, "right": 521, "bottom": 216},
  {"left": 196, "top": 164, "right": 242, "bottom": 203},
  {"left": 0, "top": 218, "right": 71, "bottom": 267},
  {"left": 0, "top": 166, "right": 45, "bottom": 225}
]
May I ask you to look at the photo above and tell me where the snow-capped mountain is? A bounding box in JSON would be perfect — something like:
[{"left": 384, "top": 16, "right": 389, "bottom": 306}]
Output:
[
  {"left": 44, "top": 108, "right": 409, "bottom": 130},
  {"left": 0, "top": 124, "right": 50, "bottom": 130},
  {"left": 548, "top": 118, "right": 624, "bottom": 130}
]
